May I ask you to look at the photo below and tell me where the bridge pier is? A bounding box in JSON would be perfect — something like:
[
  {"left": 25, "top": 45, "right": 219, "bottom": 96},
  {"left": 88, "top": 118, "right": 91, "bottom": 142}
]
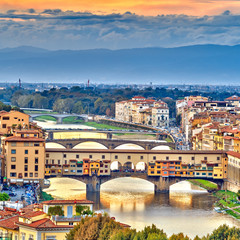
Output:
[
  {"left": 56, "top": 117, "right": 62, "bottom": 124},
  {"left": 151, "top": 176, "right": 178, "bottom": 193},
  {"left": 86, "top": 176, "right": 101, "bottom": 192}
]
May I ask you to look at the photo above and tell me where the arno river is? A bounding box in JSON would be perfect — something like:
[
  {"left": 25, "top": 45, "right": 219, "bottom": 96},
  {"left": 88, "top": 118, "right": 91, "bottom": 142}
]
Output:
[{"left": 44, "top": 177, "right": 240, "bottom": 238}]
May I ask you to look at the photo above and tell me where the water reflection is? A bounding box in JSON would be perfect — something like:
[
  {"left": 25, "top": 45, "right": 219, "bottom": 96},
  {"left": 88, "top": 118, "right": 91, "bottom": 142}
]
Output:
[{"left": 44, "top": 177, "right": 240, "bottom": 238}]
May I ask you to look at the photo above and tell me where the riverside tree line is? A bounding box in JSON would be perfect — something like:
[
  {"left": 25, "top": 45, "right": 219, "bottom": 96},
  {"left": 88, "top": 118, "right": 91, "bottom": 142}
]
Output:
[
  {"left": 66, "top": 214, "right": 240, "bottom": 240},
  {"left": 1, "top": 86, "right": 238, "bottom": 118}
]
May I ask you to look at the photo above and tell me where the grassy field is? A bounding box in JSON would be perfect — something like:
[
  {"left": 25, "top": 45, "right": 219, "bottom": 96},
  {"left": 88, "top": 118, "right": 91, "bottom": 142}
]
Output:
[
  {"left": 35, "top": 115, "right": 57, "bottom": 122},
  {"left": 81, "top": 122, "right": 129, "bottom": 130},
  {"left": 188, "top": 179, "right": 218, "bottom": 191},
  {"left": 214, "top": 190, "right": 240, "bottom": 208},
  {"left": 62, "top": 116, "right": 84, "bottom": 124}
]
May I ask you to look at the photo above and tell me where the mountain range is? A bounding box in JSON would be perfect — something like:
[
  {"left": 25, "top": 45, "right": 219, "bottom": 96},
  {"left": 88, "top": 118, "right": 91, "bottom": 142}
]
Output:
[{"left": 0, "top": 45, "right": 240, "bottom": 85}]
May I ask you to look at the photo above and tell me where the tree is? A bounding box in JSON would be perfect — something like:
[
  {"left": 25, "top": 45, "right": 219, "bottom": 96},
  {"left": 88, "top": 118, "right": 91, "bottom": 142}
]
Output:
[
  {"left": 169, "top": 233, "right": 190, "bottom": 240},
  {"left": 73, "top": 101, "right": 84, "bottom": 114},
  {"left": 0, "top": 193, "right": 10, "bottom": 201},
  {"left": 134, "top": 225, "right": 167, "bottom": 240},
  {"left": 66, "top": 214, "right": 123, "bottom": 240},
  {"left": 207, "top": 225, "right": 240, "bottom": 240}
]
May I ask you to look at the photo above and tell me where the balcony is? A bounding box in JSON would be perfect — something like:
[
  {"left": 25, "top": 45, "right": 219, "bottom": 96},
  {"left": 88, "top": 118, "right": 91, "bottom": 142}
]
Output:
[{"left": 52, "top": 215, "right": 82, "bottom": 222}]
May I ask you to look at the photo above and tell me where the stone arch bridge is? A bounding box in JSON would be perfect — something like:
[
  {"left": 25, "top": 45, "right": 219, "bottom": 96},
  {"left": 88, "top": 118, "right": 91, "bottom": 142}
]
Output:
[
  {"left": 54, "top": 172, "right": 225, "bottom": 193},
  {"left": 46, "top": 138, "right": 176, "bottom": 150},
  {"left": 30, "top": 113, "right": 88, "bottom": 124}
]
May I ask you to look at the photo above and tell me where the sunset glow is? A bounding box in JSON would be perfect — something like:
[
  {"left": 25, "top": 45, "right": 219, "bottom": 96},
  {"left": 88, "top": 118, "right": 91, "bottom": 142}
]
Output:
[{"left": 1, "top": 0, "right": 240, "bottom": 16}]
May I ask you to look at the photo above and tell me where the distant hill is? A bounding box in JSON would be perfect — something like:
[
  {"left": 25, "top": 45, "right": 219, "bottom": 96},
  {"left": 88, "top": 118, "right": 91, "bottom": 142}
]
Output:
[{"left": 0, "top": 45, "right": 240, "bottom": 84}]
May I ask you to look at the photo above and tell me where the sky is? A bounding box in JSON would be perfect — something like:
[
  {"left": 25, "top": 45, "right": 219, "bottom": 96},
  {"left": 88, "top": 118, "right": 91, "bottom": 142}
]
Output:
[{"left": 1, "top": 1, "right": 240, "bottom": 50}]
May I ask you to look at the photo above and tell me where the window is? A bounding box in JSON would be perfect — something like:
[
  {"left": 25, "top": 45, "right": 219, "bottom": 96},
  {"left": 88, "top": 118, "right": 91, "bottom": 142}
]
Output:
[
  {"left": 35, "top": 150, "right": 38, "bottom": 154},
  {"left": 11, "top": 149, "right": 16, "bottom": 154},
  {"left": 46, "top": 154, "right": 49, "bottom": 157},
  {"left": 69, "top": 222, "right": 74, "bottom": 225},
  {"left": 2, "top": 124, "right": 6, "bottom": 128},
  {"left": 102, "top": 155, "right": 105, "bottom": 159},
  {"left": 217, "top": 157, "right": 220, "bottom": 160},
  {"left": 52, "top": 160, "right": 54, "bottom": 164},
  {"left": 166, "top": 156, "right": 169, "bottom": 160},
  {"left": 24, "top": 173, "right": 28, "bottom": 177},
  {"left": 105, "top": 170, "right": 108, "bottom": 173},
  {"left": 157, "top": 171, "right": 161, "bottom": 174},
  {"left": 128, "top": 156, "right": 131, "bottom": 160},
  {"left": 46, "top": 160, "right": 49, "bottom": 164},
  {"left": 151, "top": 171, "right": 154, "bottom": 174},
  {"left": 10, "top": 172, "right": 16, "bottom": 177},
  {"left": 25, "top": 150, "right": 28, "bottom": 154},
  {"left": 24, "top": 165, "right": 28, "bottom": 171},
  {"left": 65, "top": 160, "right": 67, "bottom": 164},
  {"left": 2, "top": 116, "right": 9, "bottom": 120},
  {"left": 24, "top": 142, "right": 29, "bottom": 146},
  {"left": 89, "top": 155, "right": 92, "bottom": 159},
  {"left": 179, "top": 156, "right": 182, "bottom": 160},
  {"left": 29, "top": 173, "right": 33, "bottom": 177},
  {"left": 58, "top": 160, "right": 60, "bottom": 165},
  {"left": 35, "top": 173, "right": 38, "bottom": 177},
  {"left": 77, "top": 170, "right": 82, "bottom": 173},
  {"left": 11, "top": 157, "right": 16, "bottom": 162},
  {"left": 11, "top": 165, "right": 16, "bottom": 169},
  {"left": 35, "top": 165, "right": 38, "bottom": 171},
  {"left": 164, "top": 171, "right": 168, "bottom": 174},
  {"left": 34, "top": 143, "right": 40, "bottom": 146},
  {"left": 115, "top": 155, "right": 118, "bottom": 159},
  {"left": 35, "top": 158, "right": 38, "bottom": 164},
  {"left": 11, "top": 142, "right": 16, "bottom": 146},
  {"left": 140, "top": 156, "right": 143, "bottom": 160},
  {"left": 76, "top": 154, "right": 79, "bottom": 158},
  {"left": 100, "top": 170, "right": 103, "bottom": 173},
  {"left": 153, "top": 156, "right": 156, "bottom": 160},
  {"left": 204, "top": 157, "right": 207, "bottom": 160},
  {"left": 191, "top": 157, "right": 195, "bottom": 160},
  {"left": 105, "top": 165, "right": 108, "bottom": 168}
]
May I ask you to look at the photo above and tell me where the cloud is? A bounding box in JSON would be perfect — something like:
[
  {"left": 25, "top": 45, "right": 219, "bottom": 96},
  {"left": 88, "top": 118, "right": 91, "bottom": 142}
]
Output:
[{"left": 0, "top": 9, "right": 240, "bottom": 50}]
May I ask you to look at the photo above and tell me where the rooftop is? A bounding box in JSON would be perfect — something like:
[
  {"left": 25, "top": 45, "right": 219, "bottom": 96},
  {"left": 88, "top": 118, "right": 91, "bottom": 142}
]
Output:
[{"left": 42, "top": 200, "right": 94, "bottom": 205}]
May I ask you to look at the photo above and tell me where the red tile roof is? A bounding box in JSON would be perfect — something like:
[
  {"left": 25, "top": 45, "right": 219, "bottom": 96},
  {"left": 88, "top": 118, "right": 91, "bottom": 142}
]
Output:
[
  {"left": 0, "top": 216, "right": 19, "bottom": 230},
  {"left": 20, "top": 211, "right": 45, "bottom": 219},
  {"left": 5, "top": 136, "right": 45, "bottom": 142},
  {"left": 227, "top": 151, "right": 240, "bottom": 159},
  {"left": 42, "top": 200, "right": 94, "bottom": 205},
  {"left": 17, "top": 218, "right": 73, "bottom": 230}
]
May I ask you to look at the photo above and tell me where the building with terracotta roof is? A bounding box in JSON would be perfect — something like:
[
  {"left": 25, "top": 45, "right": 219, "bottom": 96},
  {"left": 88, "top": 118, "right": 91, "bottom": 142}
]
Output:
[
  {"left": 2, "top": 134, "right": 45, "bottom": 185},
  {"left": 226, "top": 151, "right": 240, "bottom": 192},
  {"left": 115, "top": 96, "right": 169, "bottom": 127}
]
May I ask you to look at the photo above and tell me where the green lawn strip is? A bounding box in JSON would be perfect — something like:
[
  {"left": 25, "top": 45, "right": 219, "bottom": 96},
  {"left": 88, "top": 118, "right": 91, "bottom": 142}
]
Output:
[
  {"left": 82, "top": 122, "right": 128, "bottom": 130},
  {"left": 188, "top": 179, "right": 218, "bottom": 191},
  {"left": 225, "top": 210, "right": 240, "bottom": 219},
  {"left": 234, "top": 208, "right": 240, "bottom": 213},
  {"left": 165, "top": 136, "right": 173, "bottom": 143},
  {"left": 62, "top": 116, "right": 84, "bottom": 124},
  {"left": 39, "top": 190, "right": 54, "bottom": 201},
  {"left": 35, "top": 115, "right": 57, "bottom": 122}
]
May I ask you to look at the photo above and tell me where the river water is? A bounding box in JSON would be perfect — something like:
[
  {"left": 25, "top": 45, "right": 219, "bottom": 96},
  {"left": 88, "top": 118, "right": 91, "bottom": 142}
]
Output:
[{"left": 44, "top": 177, "right": 240, "bottom": 238}]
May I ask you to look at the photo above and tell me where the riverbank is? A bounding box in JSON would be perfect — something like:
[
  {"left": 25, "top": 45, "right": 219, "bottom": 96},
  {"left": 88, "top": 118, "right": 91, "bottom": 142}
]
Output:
[
  {"left": 214, "top": 190, "right": 240, "bottom": 220},
  {"left": 188, "top": 179, "right": 218, "bottom": 192}
]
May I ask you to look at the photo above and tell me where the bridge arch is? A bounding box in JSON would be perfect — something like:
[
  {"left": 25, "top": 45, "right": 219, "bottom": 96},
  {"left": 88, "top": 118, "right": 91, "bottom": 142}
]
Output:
[
  {"left": 32, "top": 114, "right": 58, "bottom": 121},
  {"left": 136, "top": 162, "right": 147, "bottom": 171},
  {"left": 110, "top": 161, "right": 122, "bottom": 171},
  {"left": 46, "top": 142, "right": 66, "bottom": 149},
  {"left": 72, "top": 141, "right": 108, "bottom": 149},
  {"left": 151, "top": 145, "right": 171, "bottom": 150},
  {"left": 114, "top": 143, "right": 145, "bottom": 150}
]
